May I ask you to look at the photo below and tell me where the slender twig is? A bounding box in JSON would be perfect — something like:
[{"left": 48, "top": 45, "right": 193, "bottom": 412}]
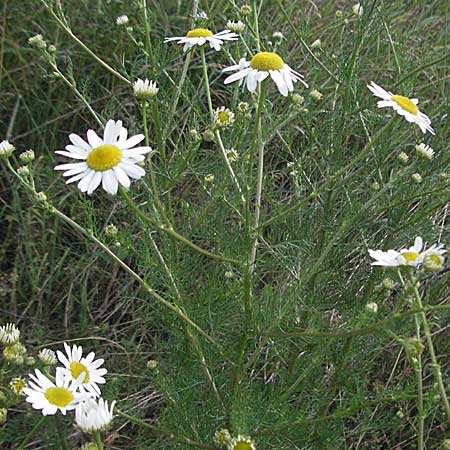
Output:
[{"left": 38, "top": 0, "right": 130, "bottom": 84}]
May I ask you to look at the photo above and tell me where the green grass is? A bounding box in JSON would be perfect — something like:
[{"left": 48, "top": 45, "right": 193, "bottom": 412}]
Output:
[{"left": 1, "top": 0, "right": 450, "bottom": 449}]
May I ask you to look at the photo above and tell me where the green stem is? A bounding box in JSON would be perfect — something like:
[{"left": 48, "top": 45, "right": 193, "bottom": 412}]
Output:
[
  {"left": 7, "top": 164, "right": 232, "bottom": 361},
  {"left": 152, "top": 100, "right": 165, "bottom": 163},
  {"left": 54, "top": 415, "right": 70, "bottom": 450},
  {"left": 116, "top": 411, "right": 217, "bottom": 449},
  {"left": 249, "top": 80, "right": 267, "bottom": 271},
  {"left": 18, "top": 416, "right": 46, "bottom": 450},
  {"left": 407, "top": 270, "right": 450, "bottom": 425},
  {"left": 141, "top": 101, "right": 171, "bottom": 226},
  {"left": 141, "top": 0, "right": 154, "bottom": 68},
  {"left": 260, "top": 114, "right": 397, "bottom": 230},
  {"left": 120, "top": 187, "right": 241, "bottom": 265},
  {"left": 199, "top": 47, "right": 244, "bottom": 201},
  {"left": 265, "top": 304, "right": 450, "bottom": 339},
  {"left": 414, "top": 314, "right": 424, "bottom": 450},
  {"left": 93, "top": 431, "right": 104, "bottom": 450},
  {"left": 199, "top": 47, "right": 214, "bottom": 120},
  {"left": 164, "top": 50, "right": 193, "bottom": 140},
  {"left": 38, "top": 0, "right": 130, "bottom": 84}
]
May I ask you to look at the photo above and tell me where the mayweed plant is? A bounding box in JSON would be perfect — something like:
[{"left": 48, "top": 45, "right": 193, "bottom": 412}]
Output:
[{"left": 1, "top": 1, "right": 449, "bottom": 449}]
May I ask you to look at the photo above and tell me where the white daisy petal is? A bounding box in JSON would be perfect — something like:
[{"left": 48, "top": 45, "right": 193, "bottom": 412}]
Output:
[
  {"left": 102, "top": 170, "right": 119, "bottom": 195},
  {"left": 87, "top": 129, "right": 103, "bottom": 148},
  {"left": 69, "top": 133, "right": 91, "bottom": 151},
  {"left": 121, "top": 134, "right": 145, "bottom": 149}
]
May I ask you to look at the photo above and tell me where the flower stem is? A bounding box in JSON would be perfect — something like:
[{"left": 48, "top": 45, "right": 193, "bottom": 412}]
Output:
[
  {"left": 249, "top": 80, "right": 267, "bottom": 272},
  {"left": 407, "top": 269, "right": 450, "bottom": 425},
  {"left": 54, "top": 415, "right": 70, "bottom": 450},
  {"left": 93, "top": 431, "right": 104, "bottom": 450},
  {"left": 18, "top": 416, "right": 47, "bottom": 450},
  {"left": 120, "top": 187, "right": 241, "bottom": 265},
  {"left": 141, "top": 100, "right": 171, "bottom": 227},
  {"left": 141, "top": 0, "right": 154, "bottom": 69},
  {"left": 199, "top": 47, "right": 244, "bottom": 201},
  {"left": 414, "top": 313, "right": 424, "bottom": 450}
]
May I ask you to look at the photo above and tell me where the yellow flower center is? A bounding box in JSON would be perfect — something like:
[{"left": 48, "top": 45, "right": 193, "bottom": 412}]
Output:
[
  {"left": 401, "top": 251, "right": 419, "bottom": 263},
  {"left": 70, "top": 361, "right": 90, "bottom": 383},
  {"left": 12, "top": 379, "right": 26, "bottom": 393},
  {"left": 250, "top": 52, "right": 284, "bottom": 71},
  {"left": 218, "top": 111, "right": 230, "bottom": 122},
  {"left": 86, "top": 144, "right": 122, "bottom": 171},
  {"left": 234, "top": 442, "right": 253, "bottom": 450},
  {"left": 391, "top": 95, "right": 418, "bottom": 115},
  {"left": 428, "top": 254, "right": 442, "bottom": 265},
  {"left": 44, "top": 387, "right": 74, "bottom": 407},
  {"left": 187, "top": 28, "right": 213, "bottom": 37}
]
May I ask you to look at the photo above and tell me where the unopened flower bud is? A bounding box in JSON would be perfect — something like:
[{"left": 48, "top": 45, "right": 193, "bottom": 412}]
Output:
[
  {"left": 240, "top": 4, "right": 252, "bottom": 16},
  {"left": 365, "top": 302, "right": 378, "bottom": 314},
  {"left": 311, "top": 39, "right": 321, "bottom": 50},
  {"left": 17, "top": 166, "right": 30, "bottom": 177},
  {"left": 19, "top": 149, "right": 35, "bottom": 164},
  {"left": 411, "top": 173, "right": 422, "bottom": 184},
  {"left": 0, "top": 140, "right": 15, "bottom": 158},
  {"left": 272, "top": 31, "right": 284, "bottom": 41},
  {"left": 398, "top": 152, "right": 409, "bottom": 164},
  {"left": 310, "top": 89, "right": 323, "bottom": 101},
  {"left": 382, "top": 278, "right": 395, "bottom": 290},
  {"left": 147, "top": 360, "right": 158, "bottom": 370},
  {"left": 104, "top": 224, "right": 119, "bottom": 238},
  {"left": 202, "top": 130, "right": 215, "bottom": 142},
  {"left": 423, "top": 252, "right": 445, "bottom": 272},
  {"left": 28, "top": 34, "right": 47, "bottom": 49},
  {"left": 226, "top": 20, "right": 245, "bottom": 33},
  {"left": 204, "top": 174, "right": 214, "bottom": 184},
  {"left": 292, "top": 94, "right": 305, "bottom": 105},
  {"left": 0, "top": 408, "right": 7, "bottom": 425}
]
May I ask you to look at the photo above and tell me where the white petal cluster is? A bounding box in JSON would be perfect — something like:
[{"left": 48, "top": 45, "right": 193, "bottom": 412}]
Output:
[
  {"left": 223, "top": 53, "right": 308, "bottom": 97},
  {"left": 415, "top": 143, "right": 434, "bottom": 160},
  {"left": 0, "top": 140, "right": 15, "bottom": 158},
  {"left": 164, "top": 29, "right": 238, "bottom": 52},
  {"left": 226, "top": 20, "right": 245, "bottom": 33},
  {"left": 133, "top": 78, "right": 159, "bottom": 100},
  {"left": 0, "top": 323, "right": 20, "bottom": 345},
  {"left": 75, "top": 398, "right": 115, "bottom": 432},
  {"left": 38, "top": 348, "right": 57, "bottom": 365},
  {"left": 116, "top": 15, "right": 129, "bottom": 26},
  {"left": 369, "top": 236, "right": 446, "bottom": 267}
]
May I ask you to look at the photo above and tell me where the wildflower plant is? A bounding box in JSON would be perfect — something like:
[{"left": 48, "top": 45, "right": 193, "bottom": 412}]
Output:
[{"left": 1, "top": 1, "right": 449, "bottom": 450}]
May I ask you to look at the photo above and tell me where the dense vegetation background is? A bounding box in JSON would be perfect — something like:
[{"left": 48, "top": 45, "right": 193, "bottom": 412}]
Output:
[{"left": 1, "top": 0, "right": 449, "bottom": 448}]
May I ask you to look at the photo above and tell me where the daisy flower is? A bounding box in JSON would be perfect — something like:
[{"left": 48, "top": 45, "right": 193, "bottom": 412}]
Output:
[
  {"left": 367, "top": 81, "right": 434, "bottom": 135},
  {"left": 222, "top": 52, "right": 308, "bottom": 96},
  {"left": 10, "top": 376, "right": 27, "bottom": 395},
  {"left": 0, "top": 140, "right": 15, "bottom": 158},
  {"left": 76, "top": 397, "right": 116, "bottom": 432},
  {"left": 54, "top": 119, "right": 152, "bottom": 195},
  {"left": 57, "top": 343, "right": 107, "bottom": 397},
  {"left": 213, "top": 106, "right": 235, "bottom": 129},
  {"left": 164, "top": 28, "right": 238, "bottom": 52},
  {"left": 415, "top": 143, "right": 434, "bottom": 160},
  {"left": 369, "top": 236, "right": 445, "bottom": 267},
  {"left": 38, "top": 348, "right": 57, "bottom": 365},
  {"left": 0, "top": 323, "right": 20, "bottom": 345},
  {"left": 227, "top": 435, "right": 257, "bottom": 450},
  {"left": 23, "top": 368, "right": 86, "bottom": 415},
  {"left": 133, "top": 78, "right": 159, "bottom": 100}
]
